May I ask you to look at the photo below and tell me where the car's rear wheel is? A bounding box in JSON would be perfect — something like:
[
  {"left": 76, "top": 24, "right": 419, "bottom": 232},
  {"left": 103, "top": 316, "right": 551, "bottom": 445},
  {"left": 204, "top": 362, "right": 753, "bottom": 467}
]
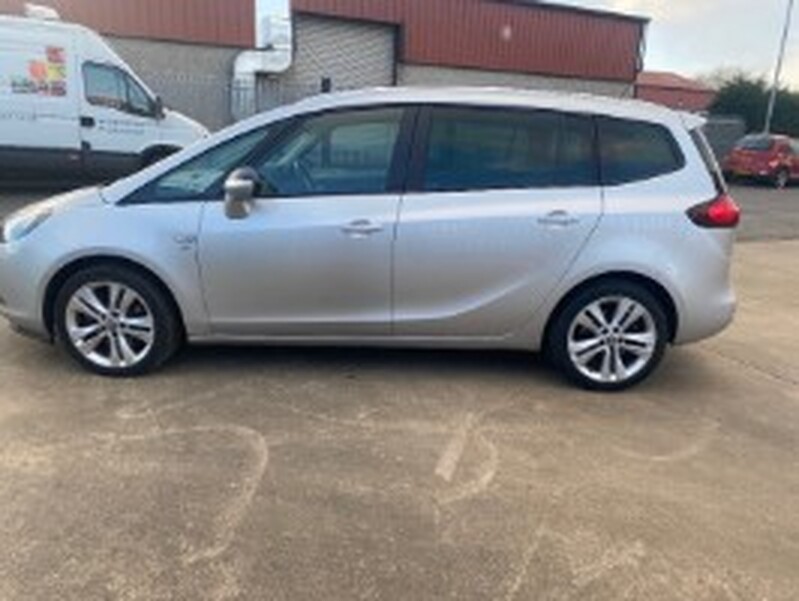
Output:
[
  {"left": 548, "top": 280, "right": 669, "bottom": 391},
  {"left": 53, "top": 265, "right": 182, "bottom": 376},
  {"left": 774, "top": 168, "right": 790, "bottom": 190}
]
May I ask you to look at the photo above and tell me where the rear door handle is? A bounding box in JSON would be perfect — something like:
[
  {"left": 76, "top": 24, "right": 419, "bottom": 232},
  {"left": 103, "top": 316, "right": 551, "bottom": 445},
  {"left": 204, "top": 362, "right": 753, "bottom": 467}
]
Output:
[
  {"left": 538, "top": 210, "right": 580, "bottom": 228},
  {"left": 341, "top": 219, "right": 383, "bottom": 237}
]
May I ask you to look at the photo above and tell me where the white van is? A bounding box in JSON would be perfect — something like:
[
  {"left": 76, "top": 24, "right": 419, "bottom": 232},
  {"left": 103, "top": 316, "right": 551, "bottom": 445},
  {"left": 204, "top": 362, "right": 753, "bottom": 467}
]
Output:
[{"left": 0, "top": 14, "right": 208, "bottom": 182}]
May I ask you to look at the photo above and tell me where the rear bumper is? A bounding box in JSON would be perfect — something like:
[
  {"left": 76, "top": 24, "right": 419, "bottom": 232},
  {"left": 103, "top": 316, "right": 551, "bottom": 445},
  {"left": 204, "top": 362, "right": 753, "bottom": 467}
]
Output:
[
  {"left": 674, "top": 286, "right": 736, "bottom": 345},
  {"left": 672, "top": 229, "right": 738, "bottom": 345},
  {"left": 726, "top": 166, "right": 779, "bottom": 179}
]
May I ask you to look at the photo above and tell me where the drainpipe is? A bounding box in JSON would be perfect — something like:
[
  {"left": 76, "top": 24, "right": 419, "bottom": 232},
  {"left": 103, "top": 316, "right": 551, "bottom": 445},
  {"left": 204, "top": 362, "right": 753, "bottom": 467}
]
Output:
[{"left": 232, "top": 0, "right": 293, "bottom": 122}]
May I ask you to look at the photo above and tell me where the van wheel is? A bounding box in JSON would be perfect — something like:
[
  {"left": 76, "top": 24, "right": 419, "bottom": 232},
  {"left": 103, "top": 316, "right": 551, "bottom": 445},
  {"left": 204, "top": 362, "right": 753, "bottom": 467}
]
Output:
[
  {"left": 141, "top": 147, "right": 178, "bottom": 169},
  {"left": 53, "top": 265, "right": 182, "bottom": 376},
  {"left": 547, "top": 280, "right": 669, "bottom": 392}
]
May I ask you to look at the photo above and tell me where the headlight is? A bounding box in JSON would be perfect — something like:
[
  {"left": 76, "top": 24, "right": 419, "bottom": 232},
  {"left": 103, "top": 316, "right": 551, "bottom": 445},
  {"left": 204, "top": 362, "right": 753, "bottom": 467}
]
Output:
[{"left": 0, "top": 207, "right": 53, "bottom": 244}]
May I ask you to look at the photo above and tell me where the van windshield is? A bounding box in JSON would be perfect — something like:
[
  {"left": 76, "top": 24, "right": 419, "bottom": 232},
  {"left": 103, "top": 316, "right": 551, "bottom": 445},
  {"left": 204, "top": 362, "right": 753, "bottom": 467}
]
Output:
[{"left": 736, "top": 136, "right": 774, "bottom": 152}]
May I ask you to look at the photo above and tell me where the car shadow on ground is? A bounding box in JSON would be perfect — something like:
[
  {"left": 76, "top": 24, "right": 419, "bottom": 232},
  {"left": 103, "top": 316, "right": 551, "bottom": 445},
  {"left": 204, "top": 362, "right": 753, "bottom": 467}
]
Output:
[{"left": 171, "top": 344, "right": 558, "bottom": 382}]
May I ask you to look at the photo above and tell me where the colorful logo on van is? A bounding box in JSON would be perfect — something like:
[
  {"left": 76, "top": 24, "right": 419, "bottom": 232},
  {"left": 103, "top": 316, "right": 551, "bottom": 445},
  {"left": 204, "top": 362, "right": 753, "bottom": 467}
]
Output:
[{"left": 11, "top": 46, "right": 67, "bottom": 97}]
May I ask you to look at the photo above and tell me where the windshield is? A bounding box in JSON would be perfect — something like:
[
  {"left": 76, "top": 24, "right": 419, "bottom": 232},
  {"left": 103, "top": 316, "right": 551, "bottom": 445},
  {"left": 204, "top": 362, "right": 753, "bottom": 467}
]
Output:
[{"left": 736, "top": 136, "right": 774, "bottom": 152}]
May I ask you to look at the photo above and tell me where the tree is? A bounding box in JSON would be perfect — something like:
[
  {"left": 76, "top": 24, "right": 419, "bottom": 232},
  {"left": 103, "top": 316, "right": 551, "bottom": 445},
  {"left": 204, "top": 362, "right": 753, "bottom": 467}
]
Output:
[{"left": 710, "top": 74, "right": 799, "bottom": 136}]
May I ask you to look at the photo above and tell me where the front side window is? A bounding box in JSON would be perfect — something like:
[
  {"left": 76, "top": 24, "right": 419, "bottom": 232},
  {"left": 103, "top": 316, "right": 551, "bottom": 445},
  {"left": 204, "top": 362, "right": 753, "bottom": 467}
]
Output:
[
  {"left": 129, "top": 128, "right": 268, "bottom": 202},
  {"left": 422, "top": 107, "right": 597, "bottom": 192},
  {"left": 83, "top": 63, "right": 154, "bottom": 117},
  {"left": 125, "top": 75, "right": 154, "bottom": 116},
  {"left": 254, "top": 108, "right": 404, "bottom": 197},
  {"left": 84, "top": 63, "right": 126, "bottom": 111},
  {"left": 598, "top": 117, "right": 684, "bottom": 186}
]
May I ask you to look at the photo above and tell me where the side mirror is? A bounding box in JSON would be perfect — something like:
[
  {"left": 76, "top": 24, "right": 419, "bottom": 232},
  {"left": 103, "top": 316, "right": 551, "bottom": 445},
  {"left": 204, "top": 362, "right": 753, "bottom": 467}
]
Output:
[
  {"left": 154, "top": 95, "right": 166, "bottom": 120},
  {"left": 224, "top": 167, "right": 262, "bottom": 220}
]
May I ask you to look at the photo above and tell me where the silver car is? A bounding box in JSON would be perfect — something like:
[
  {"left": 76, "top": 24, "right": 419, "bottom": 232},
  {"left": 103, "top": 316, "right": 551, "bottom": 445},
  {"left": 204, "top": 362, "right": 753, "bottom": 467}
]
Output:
[{"left": 0, "top": 88, "right": 739, "bottom": 390}]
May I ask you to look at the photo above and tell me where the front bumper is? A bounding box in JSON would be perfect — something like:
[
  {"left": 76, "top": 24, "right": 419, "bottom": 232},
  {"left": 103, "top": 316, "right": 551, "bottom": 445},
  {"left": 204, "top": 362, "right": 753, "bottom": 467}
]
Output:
[{"left": 0, "top": 242, "right": 49, "bottom": 340}]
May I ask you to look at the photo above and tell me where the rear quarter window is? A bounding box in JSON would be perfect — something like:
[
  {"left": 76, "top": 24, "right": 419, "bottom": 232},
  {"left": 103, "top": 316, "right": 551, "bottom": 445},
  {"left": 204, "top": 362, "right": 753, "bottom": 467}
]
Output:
[
  {"left": 597, "top": 117, "right": 685, "bottom": 186},
  {"left": 691, "top": 127, "right": 726, "bottom": 194}
]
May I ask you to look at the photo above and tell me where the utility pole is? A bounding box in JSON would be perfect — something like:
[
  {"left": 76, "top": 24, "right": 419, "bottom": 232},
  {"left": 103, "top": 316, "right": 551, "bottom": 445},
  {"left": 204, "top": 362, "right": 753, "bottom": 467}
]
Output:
[{"left": 765, "top": 0, "right": 796, "bottom": 133}]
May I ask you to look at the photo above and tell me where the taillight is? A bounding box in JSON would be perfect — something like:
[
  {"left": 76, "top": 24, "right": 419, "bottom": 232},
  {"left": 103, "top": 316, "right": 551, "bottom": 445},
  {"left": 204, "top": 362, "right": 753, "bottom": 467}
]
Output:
[{"left": 687, "top": 194, "right": 741, "bottom": 229}]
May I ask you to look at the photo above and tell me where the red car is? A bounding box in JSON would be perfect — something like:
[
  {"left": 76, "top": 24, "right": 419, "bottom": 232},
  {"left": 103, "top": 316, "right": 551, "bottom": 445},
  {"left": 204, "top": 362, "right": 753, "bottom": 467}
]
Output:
[{"left": 723, "top": 134, "right": 799, "bottom": 189}]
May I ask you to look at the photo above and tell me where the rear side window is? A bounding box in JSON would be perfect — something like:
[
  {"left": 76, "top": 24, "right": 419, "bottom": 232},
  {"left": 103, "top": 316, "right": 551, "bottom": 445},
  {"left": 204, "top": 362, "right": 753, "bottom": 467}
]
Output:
[
  {"left": 422, "top": 107, "right": 597, "bottom": 192},
  {"left": 597, "top": 117, "right": 684, "bottom": 185}
]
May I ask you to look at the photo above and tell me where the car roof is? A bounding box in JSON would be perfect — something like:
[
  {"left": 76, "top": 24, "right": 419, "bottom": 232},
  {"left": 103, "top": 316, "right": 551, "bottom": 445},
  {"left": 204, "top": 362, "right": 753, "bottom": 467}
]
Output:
[{"left": 270, "top": 86, "right": 699, "bottom": 129}]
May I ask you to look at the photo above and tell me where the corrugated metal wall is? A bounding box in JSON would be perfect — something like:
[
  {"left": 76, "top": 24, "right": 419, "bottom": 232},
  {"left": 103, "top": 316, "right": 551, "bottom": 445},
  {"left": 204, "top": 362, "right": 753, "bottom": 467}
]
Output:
[
  {"left": 0, "top": 0, "right": 254, "bottom": 46},
  {"left": 293, "top": 0, "right": 645, "bottom": 82},
  {"left": 0, "top": 0, "right": 645, "bottom": 82}
]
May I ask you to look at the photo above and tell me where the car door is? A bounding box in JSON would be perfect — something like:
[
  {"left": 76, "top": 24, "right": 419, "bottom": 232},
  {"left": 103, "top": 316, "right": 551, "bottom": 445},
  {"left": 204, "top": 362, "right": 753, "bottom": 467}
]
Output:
[
  {"left": 79, "top": 62, "right": 159, "bottom": 178},
  {"left": 394, "top": 105, "right": 602, "bottom": 338},
  {"left": 198, "top": 106, "right": 410, "bottom": 338}
]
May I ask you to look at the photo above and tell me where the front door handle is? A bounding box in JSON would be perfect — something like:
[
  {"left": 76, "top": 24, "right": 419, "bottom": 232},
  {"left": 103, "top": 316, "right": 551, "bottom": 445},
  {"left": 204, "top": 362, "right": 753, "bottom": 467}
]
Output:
[
  {"left": 538, "top": 210, "right": 580, "bottom": 228},
  {"left": 80, "top": 116, "right": 96, "bottom": 128},
  {"left": 341, "top": 219, "right": 383, "bottom": 237}
]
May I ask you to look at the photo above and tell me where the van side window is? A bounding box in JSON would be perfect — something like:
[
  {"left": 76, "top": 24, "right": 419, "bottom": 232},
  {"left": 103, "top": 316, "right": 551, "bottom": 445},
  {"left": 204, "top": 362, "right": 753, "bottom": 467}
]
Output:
[
  {"left": 84, "top": 63, "right": 126, "bottom": 111},
  {"left": 422, "top": 107, "right": 597, "bottom": 192},
  {"left": 83, "top": 63, "right": 154, "bottom": 117},
  {"left": 597, "top": 117, "right": 684, "bottom": 185}
]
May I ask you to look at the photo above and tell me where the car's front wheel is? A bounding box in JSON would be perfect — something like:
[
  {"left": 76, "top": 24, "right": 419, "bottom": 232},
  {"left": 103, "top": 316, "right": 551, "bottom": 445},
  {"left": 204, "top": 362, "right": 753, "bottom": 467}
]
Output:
[
  {"left": 53, "top": 265, "right": 182, "bottom": 376},
  {"left": 548, "top": 280, "right": 669, "bottom": 391}
]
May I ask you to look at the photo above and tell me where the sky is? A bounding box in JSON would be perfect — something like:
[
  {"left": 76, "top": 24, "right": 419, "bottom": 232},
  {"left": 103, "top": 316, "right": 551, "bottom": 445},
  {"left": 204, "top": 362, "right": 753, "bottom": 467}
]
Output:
[{"left": 558, "top": 0, "right": 799, "bottom": 87}]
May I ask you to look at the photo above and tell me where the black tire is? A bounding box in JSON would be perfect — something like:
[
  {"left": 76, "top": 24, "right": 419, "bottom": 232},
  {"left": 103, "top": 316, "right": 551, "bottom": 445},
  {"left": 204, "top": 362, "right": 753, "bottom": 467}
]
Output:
[
  {"left": 141, "top": 147, "right": 178, "bottom": 169},
  {"left": 547, "top": 279, "right": 670, "bottom": 392},
  {"left": 53, "top": 264, "right": 183, "bottom": 376}
]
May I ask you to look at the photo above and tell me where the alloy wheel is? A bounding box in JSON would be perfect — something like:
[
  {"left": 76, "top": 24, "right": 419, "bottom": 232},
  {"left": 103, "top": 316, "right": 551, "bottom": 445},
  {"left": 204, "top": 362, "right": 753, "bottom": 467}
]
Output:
[
  {"left": 567, "top": 296, "right": 658, "bottom": 385},
  {"left": 64, "top": 281, "right": 156, "bottom": 370}
]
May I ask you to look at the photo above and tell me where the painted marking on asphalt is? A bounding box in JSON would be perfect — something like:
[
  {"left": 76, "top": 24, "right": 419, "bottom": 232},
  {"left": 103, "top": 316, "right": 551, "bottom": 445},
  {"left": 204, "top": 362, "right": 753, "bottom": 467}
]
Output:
[
  {"left": 436, "top": 430, "right": 499, "bottom": 506},
  {"left": 435, "top": 413, "right": 478, "bottom": 483}
]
